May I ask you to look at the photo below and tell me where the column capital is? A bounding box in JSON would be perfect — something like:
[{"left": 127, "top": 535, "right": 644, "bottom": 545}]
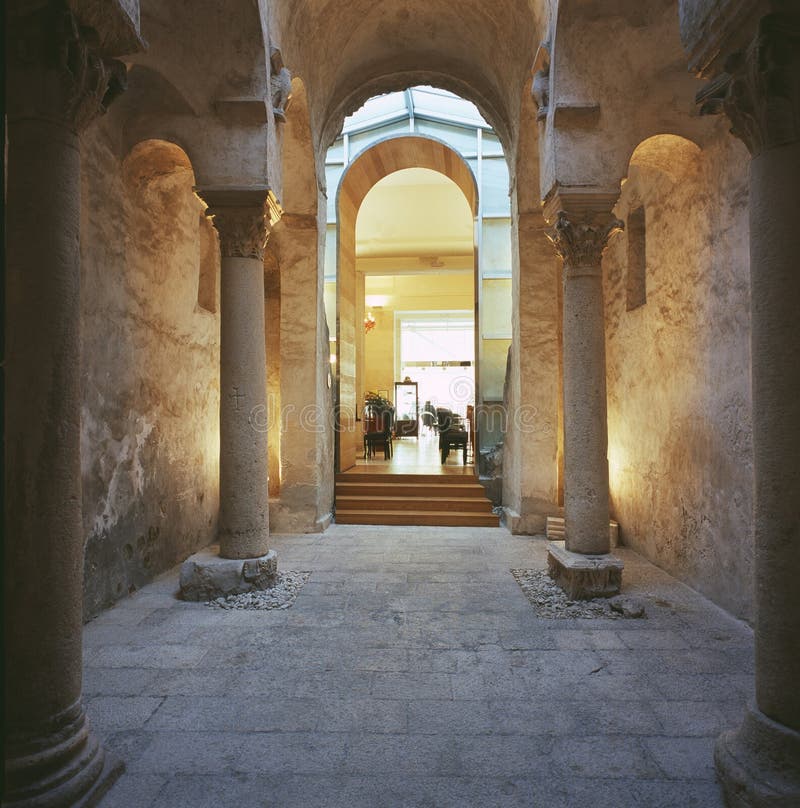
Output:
[
  {"left": 544, "top": 209, "right": 624, "bottom": 269},
  {"left": 721, "top": 11, "right": 800, "bottom": 156},
  {"left": 195, "top": 186, "right": 275, "bottom": 261},
  {"left": 7, "top": 3, "right": 128, "bottom": 133}
]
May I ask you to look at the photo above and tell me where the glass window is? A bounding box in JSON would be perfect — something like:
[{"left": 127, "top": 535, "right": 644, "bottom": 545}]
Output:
[
  {"left": 481, "top": 157, "right": 510, "bottom": 215},
  {"left": 327, "top": 138, "right": 345, "bottom": 163},
  {"left": 480, "top": 278, "right": 512, "bottom": 338},
  {"left": 343, "top": 91, "right": 409, "bottom": 133},
  {"left": 481, "top": 218, "right": 512, "bottom": 273},
  {"left": 400, "top": 316, "right": 475, "bottom": 363},
  {"left": 325, "top": 164, "right": 345, "bottom": 221},
  {"left": 347, "top": 121, "right": 410, "bottom": 155},
  {"left": 480, "top": 132, "right": 505, "bottom": 157},
  {"left": 410, "top": 86, "right": 488, "bottom": 127},
  {"left": 415, "top": 120, "right": 478, "bottom": 154}
]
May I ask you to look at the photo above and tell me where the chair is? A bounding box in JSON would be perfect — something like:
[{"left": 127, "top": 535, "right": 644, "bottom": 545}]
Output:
[
  {"left": 466, "top": 404, "right": 475, "bottom": 459},
  {"left": 439, "top": 428, "right": 468, "bottom": 464},
  {"left": 364, "top": 421, "right": 393, "bottom": 460},
  {"left": 437, "top": 408, "right": 468, "bottom": 464}
]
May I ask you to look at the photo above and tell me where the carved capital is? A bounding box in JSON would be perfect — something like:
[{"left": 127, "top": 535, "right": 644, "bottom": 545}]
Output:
[
  {"left": 546, "top": 211, "right": 624, "bottom": 268},
  {"left": 723, "top": 12, "right": 800, "bottom": 155},
  {"left": 207, "top": 206, "right": 270, "bottom": 261},
  {"left": 8, "top": 3, "right": 127, "bottom": 132},
  {"left": 196, "top": 187, "right": 271, "bottom": 261}
]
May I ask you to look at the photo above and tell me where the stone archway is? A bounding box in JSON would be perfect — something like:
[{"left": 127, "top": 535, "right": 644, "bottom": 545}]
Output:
[{"left": 333, "top": 134, "right": 479, "bottom": 472}]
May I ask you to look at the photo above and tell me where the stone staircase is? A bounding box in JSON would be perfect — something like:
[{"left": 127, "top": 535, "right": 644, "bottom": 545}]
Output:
[{"left": 335, "top": 473, "right": 500, "bottom": 527}]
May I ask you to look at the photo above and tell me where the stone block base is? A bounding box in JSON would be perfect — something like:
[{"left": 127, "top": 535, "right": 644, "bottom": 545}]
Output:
[
  {"left": 715, "top": 704, "right": 800, "bottom": 807},
  {"left": 179, "top": 547, "right": 278, "bottom": 601},
  {"left": 546, "top": 541, "right": 624, "bottom": 599}
]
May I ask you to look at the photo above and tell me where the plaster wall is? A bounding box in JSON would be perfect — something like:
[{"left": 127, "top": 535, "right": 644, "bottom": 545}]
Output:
[
  {"left": 542, "top": 0, "right": 712, "bottom": 196},
  {"left": 502, "top": 207, "right": 561, "bottom": 534},
  {"left": 604, "top": 125, "right": 754, "bottom": 619},
  {"left": 271, "top": 210, "right": 335, "bottom": 531},
  {"left": 502, "top": 79, "right": 561, "bottom": 534},
  {"left": 80, "top": 126, "right": 220, "bottom": 618}
]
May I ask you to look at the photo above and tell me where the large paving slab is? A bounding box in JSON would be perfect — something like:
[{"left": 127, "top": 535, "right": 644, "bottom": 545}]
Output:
[{"left": 86, "top": 525, "right": 754, "bottom": 807}]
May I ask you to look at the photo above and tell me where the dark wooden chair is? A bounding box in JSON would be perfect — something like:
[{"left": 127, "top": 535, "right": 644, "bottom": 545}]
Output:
[
  {"left": 364, "top": 422, "right": 393, "bottom": 460},
  {"left": 437, "top": 408, "right": 468, "bottom": 464}
]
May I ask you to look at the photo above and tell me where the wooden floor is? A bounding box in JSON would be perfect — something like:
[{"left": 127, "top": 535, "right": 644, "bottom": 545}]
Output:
[
  {"left": 336, "top": 430, "right": 497, "bottom": 526},
  {"left": 343, "top": 429, "right": 475, "bottom": 477}
]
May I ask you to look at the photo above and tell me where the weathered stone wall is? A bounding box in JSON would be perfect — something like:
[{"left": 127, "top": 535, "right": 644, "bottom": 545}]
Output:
[
  {"left": 604, "top": 124, "right": 754, "bottom": 620},
  {"left": 80, "top": 125, "right": 220, "bottom": 619}
]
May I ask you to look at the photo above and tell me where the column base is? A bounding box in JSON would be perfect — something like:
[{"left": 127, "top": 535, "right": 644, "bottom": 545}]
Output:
[
  {"left": 715, "top": 704, "right": 800, "bottom": 807},
  {"left": 546, "top": 541, "right": 624, "bottom": 599},
  {"left": 4, "top": 704, "right": 124, "bottom": 808},
  {"left": 179, "top": 547, "right": 278, "bottom": 601}
]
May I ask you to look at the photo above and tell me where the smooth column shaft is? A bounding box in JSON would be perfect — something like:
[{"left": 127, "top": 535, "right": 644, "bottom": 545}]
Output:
[
  {"left": 562, "top": 263, "right": 611, "bottom": 554},
  {"left": 4, "top": 117, "right": 112, "bottom": 804},
  {"left": 750, "top": 141, "right": 800, "bottom": 731},
  {"left": 218, "top": 255, "right": 271, "bottom": 559}
]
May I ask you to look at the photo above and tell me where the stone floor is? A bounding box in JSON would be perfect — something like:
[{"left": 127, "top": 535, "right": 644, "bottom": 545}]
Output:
[{"left": 86, "top": 525, "right": 754, "bottom": 808}]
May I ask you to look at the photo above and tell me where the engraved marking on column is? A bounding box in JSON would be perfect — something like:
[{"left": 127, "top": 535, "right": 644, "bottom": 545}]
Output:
[{"left": 231, "top": 387, "right": 245, "bottom": 411}]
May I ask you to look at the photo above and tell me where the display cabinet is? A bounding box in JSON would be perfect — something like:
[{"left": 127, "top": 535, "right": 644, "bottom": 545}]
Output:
[{"left": 393, "top": 381, "right": 419, "bottom": 437}]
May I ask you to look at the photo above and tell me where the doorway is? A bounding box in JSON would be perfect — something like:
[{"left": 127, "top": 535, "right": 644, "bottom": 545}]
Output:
[{"left": 324, "top": 88, "right": 512, "bottom": 479}]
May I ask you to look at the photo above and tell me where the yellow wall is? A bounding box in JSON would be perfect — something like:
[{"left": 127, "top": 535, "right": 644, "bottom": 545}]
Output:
[{"left": 362, "top": 271, "right": 511, "bottom": 409}]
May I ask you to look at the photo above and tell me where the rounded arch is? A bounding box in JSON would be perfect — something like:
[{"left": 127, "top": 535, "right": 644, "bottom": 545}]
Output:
[
  {"left": 333, "top": 134, "right": 480, "bottom": 473},
  {"left": 338, "top": 134, "right": 479, "bottom": 219},
  {"left": 273, "top": 0, "right": 540, "bottom": 159},
  {"left": 122, "top": 138, "right": 196, "bottom": 190},
  {"left": 321, "top": 72, "right": 514, "bottom": 156},
  {"left": 628, "top": 134, "right": 702, "bottom": 183}
]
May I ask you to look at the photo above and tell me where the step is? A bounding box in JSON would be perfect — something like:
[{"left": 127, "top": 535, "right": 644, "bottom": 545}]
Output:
[
  {"left": 336, "top": 473, "right": 478, "bottom": 485},
  {"left": 334, "top": 509, "right": 500, "bottom": 527},
  {"left": 335, "top": 495, "right": 494, "bottom": 513},
  {"left": 335, "top": 482, "right": 487, "bottom": 499}
]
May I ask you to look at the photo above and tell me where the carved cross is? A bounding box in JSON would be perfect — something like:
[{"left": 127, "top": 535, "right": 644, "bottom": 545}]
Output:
[{"left": 231, "top": 387, "right": 245, "bottom": 411}]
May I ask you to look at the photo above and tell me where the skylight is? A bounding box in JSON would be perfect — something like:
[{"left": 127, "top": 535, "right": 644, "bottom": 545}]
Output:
[{"left": 342, "top": 86, "right": 489, "bottom": 135}]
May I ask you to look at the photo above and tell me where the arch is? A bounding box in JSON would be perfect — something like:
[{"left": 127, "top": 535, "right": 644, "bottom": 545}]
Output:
[
  {"left": 333, "top": 134, "right": 480, "bottom": 472},
  {"left": 122, "top": 138, "right": 195, "bottom": 189},
  {"left": 273, "top": 0, "right": 540, "bottom": 159},
  {"left": 628, "top": 133, "right": 702, "bottom": 183},
  {"left": 116, "top": 66, "right": 201, "bottom": 173},
  {"left": 339, "top": 135, "right": 479, "bottom": 218},
  {"left": 320, "top": 71, "right": 514, "bottom": 156}
]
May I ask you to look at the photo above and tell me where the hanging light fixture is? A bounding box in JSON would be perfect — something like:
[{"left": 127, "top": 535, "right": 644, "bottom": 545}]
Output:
[{"left": 364, "top": 312, "right": 376, "bottom": 334}]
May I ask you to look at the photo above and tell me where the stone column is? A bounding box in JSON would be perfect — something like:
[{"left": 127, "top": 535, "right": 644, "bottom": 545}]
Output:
[
  {"left": 4, "top": 5, "right": 127, "bottom": 805},
  {"left": 179, "top": 188, "right": 278, "bottom": 600},
  {"left": 712, "top": 11, "right": 800, "bottom": 806},
  {"left": 543, "top": 194, "right": 624, "bottom": 598}
]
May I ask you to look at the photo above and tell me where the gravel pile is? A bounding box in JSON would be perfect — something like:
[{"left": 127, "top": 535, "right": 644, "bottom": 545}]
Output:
[
  {"left": 207, "top": 571, "right": 311, "bottom": 610},
  {"left": 511, "top": 569, "right": 645, "bottom": 619}
]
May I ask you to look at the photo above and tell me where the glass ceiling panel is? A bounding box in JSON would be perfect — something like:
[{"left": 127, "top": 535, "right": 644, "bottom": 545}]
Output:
[
  {"left": 410, "top": 87, "right": 487, "bottom": 127},
  {"left": 342, "top": 92, "right": 407, "bottom": 133},
  {"left": 342, "top": 86, "right": 489, "bottom": 135}
]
